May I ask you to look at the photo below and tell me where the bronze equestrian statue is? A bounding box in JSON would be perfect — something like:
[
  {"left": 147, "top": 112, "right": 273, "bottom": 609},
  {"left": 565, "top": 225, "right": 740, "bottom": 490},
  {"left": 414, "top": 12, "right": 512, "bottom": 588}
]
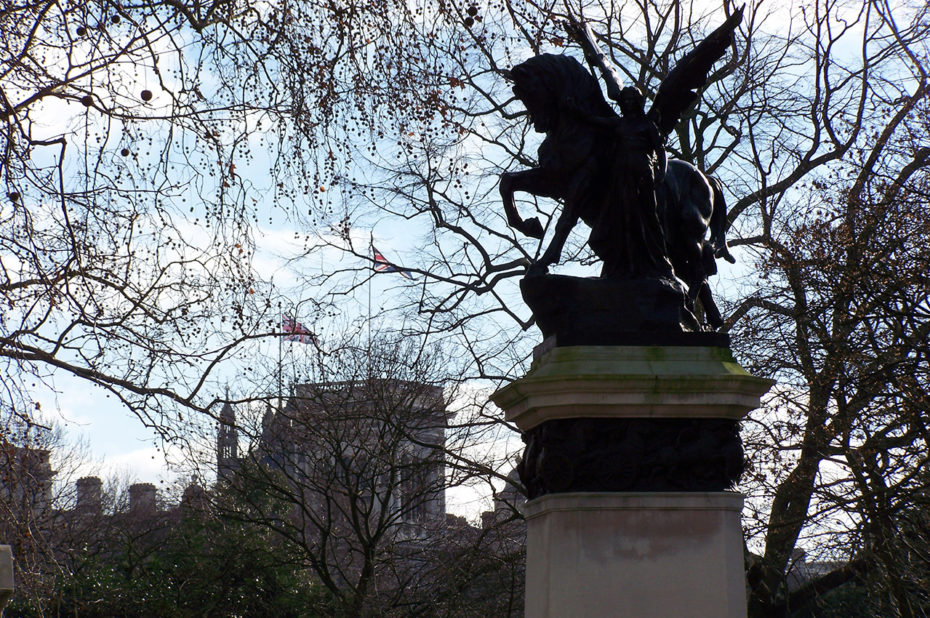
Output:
[{"left": 500, "top": 10, "right": 742, "bottom": 331}]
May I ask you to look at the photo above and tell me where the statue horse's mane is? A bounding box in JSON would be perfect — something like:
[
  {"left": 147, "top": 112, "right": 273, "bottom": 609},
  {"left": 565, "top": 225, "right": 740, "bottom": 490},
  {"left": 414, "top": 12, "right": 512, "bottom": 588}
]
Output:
[{"left": 510, "top": 53, "right": 615, "bottom": 123}]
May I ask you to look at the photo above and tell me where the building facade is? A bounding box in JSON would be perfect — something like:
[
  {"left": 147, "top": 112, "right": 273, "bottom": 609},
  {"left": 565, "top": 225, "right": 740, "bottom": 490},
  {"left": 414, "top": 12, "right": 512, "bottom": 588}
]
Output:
[{"left": 219, "top": 378, "right": 449, "bottom": 536}]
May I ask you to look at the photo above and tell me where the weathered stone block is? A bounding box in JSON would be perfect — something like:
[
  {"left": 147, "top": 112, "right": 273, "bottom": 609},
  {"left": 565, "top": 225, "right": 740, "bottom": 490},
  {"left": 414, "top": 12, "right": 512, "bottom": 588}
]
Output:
[{"left": 0, "top": 545, "right": 13, "bottom": 613}]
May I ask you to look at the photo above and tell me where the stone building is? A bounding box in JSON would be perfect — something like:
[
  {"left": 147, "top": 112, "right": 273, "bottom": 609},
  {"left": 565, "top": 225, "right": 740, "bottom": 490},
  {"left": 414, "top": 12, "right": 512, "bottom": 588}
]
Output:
[
  {"left": 217, "top": 378, "right": 449, "bottom": 535},
  {"left": 0, "top": 446, "right": 54, "bottom": 520}
]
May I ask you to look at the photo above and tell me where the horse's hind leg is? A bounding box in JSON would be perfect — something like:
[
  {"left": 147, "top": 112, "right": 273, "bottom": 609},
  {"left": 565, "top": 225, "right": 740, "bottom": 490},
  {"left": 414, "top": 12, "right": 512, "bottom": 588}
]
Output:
[
  {"left": 698, "top": 280, "right": 723, "bottom": 330},
  {"left": 682, "top": 239, "right": 705, "bottom": 303},
  {"left": 708, "top": 176, "right": 736, "bottom": 263}
]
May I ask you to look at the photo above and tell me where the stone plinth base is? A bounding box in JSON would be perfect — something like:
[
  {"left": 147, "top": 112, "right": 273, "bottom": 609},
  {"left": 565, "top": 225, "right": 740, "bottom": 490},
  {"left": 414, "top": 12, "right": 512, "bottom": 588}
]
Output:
[{"left": 525, "top": 492, "right": 746, "bottom": 618}]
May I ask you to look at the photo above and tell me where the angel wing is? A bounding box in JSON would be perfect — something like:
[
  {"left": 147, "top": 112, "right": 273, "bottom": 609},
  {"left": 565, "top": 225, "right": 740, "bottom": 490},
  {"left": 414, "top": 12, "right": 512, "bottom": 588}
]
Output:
[{"left": 647, "top": 6, "right": 743, "bottom": 137}]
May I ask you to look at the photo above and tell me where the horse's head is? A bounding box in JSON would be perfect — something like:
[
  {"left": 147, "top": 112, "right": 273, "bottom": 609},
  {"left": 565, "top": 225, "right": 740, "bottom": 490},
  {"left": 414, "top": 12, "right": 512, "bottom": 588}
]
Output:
[{"left": 509, "top": 54, "right": 614, "bottom": 133}]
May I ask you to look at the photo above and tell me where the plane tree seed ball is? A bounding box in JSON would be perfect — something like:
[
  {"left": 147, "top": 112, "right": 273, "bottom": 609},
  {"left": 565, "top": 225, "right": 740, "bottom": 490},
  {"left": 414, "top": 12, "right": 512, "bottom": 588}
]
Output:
[{"left": 141, "top": 90, "right": 153, "bottom": 101}]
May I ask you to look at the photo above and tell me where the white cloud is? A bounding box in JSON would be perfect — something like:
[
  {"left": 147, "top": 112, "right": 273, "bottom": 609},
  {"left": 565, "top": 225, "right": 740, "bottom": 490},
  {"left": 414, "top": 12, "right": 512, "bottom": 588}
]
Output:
[
  {"left": 103, "top": 446, "right": 178, "bottom": 485},
  {"left": 446, "top": 484, "right": 493, "bottom": 523}
]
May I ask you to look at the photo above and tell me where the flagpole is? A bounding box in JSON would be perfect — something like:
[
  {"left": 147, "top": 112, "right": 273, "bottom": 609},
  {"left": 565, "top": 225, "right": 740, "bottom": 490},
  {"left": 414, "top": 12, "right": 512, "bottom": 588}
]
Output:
[
  {"left": 368, "top": 233, "right": 373, "bottom": 375},
  {"left": 278, "top": 316, "right": 283, "bottom": 413},
  {"left": 368, "top": 272, "right": 372, "bottom": 355}
]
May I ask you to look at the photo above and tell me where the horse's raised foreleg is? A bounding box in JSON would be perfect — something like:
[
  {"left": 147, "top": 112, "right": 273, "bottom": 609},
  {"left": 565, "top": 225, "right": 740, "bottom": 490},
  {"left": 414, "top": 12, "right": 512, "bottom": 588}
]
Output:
[{"left": 499, "top": 169, "right": 564, "bottom": 239}]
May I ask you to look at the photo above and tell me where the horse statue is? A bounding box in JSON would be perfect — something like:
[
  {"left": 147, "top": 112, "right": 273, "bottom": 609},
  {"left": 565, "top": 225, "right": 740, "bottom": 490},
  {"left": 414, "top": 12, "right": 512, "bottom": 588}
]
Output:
[
  {"left": 500, "top": 55, "right": 734, "bottom": 329},
  {"left": 499, "top": 11, "right": 741, "bottom": 330}
]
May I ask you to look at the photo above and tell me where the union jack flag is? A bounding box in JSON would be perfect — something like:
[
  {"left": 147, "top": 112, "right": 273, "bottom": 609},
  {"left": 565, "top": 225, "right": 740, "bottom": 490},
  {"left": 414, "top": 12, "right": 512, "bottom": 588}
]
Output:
[
  {"left": 373, "top": 246, "right": 415, "bottom": 279},
  {"left": 282, "top": 314, "right": 318, "bottom": 345}
]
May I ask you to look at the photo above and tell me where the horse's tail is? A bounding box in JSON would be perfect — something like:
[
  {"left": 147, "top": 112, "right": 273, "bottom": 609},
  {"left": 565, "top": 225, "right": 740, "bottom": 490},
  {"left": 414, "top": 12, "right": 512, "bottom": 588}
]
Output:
[{"left": 708, "top": 176, "right": 736, "bottom": 264}]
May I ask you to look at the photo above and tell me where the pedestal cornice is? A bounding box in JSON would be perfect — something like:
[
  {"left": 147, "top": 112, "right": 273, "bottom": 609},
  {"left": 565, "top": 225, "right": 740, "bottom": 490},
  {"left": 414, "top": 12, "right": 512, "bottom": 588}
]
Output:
[{"left": 492, "top": 345, "right": 773, "bottom": 430}]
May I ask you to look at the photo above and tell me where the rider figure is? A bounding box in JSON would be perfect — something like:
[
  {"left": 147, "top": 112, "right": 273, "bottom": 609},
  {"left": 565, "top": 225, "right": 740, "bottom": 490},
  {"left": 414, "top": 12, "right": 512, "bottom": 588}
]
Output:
[{"left": 586, "top": 86, "right": 673, "bottom": 278}]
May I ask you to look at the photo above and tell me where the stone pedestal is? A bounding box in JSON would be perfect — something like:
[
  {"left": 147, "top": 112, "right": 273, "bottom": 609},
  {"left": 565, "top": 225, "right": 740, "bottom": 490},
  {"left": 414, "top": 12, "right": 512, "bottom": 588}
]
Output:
[
  {"left": 492, "top": 345, "right": 772, "bottom": 618},
  {"left": 0, "top": 545, "right": 12, "bottom": 615}
]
